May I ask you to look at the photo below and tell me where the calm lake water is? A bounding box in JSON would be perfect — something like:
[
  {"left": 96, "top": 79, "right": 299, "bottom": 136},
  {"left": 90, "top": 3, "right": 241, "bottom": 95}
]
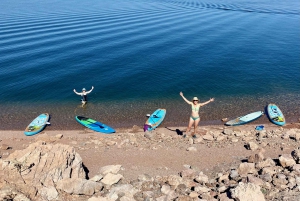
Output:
[{"left": 0, "top": 0, "right": 299, "bottom": 130}]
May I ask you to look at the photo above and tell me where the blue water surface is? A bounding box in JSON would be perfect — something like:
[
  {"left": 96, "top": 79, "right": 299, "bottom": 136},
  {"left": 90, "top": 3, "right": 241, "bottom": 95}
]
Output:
[{"left": 0, "top": 0, "right": 299, "bottom": 129}]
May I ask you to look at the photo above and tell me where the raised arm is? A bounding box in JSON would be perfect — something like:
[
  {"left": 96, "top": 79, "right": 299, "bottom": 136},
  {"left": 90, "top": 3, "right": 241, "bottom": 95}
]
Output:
[
  {"left": 200, "top": 98, "right": 214, "bottom": 106},
  {"left": 85, "top": 86, "right": 94, "bottom": 94},
  {"left": 73, "top": 89, "right": 82, "bottom": 95},
  {"left": 180, "top": 92, "right": 192, "bottom": 104}
]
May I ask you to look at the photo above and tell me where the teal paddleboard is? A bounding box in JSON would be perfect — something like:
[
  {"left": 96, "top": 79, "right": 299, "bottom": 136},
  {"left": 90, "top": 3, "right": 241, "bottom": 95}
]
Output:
[
  {"left": 145, "top": 109, "right": 166, "bottom": 131},
  {"left": 225, "top": 111, "right": 263, "bottom": 126},
  {"left": 24, "top": 113, "right": 50, "bottom": 136},
  {"left": 267, "top": 103, "right": 285, "bottom": 126}
]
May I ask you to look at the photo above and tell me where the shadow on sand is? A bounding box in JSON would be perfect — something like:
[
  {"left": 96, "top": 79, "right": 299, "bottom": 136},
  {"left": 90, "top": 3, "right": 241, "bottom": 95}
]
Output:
[{"left": 165, "top": 127, "right": 184, "bottom": 136}]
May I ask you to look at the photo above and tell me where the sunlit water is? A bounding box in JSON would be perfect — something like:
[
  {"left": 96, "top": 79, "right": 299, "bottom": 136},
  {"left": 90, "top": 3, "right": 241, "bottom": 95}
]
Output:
[{"left": 0, "top": 0, "right": 299, "bottom": 130}]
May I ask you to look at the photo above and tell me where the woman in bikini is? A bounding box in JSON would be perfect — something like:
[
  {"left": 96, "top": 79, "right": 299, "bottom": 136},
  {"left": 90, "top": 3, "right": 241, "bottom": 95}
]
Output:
[
  {"left": 73, "top": 86, "right": 94, "bottom": 107},
  {"left": 180, "top": 92, "right": 214, "bottom": 138}
]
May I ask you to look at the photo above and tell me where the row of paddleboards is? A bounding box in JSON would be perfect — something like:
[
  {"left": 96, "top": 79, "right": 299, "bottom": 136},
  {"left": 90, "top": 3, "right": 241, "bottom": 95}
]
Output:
[
  {"left": 24, "top": 103, "right": 284, "bottom": 136},
  {"left": 225, "top": 103, "right": 286, "bottom": 126},
  {"left": 24, "top": 108, "right": 166, "bottom": 136}
]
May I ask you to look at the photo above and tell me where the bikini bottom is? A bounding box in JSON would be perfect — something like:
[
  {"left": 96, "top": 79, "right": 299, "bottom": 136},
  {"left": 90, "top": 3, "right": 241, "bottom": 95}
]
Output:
[{"left": 190, "top": 116, "right": 200, "bottom": 121}]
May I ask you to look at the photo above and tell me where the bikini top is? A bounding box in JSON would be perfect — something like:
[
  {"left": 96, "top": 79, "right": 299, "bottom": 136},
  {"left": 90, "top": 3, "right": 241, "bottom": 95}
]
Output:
[{"left": 191, "top": 104, "right": 200, "bottom": 112}]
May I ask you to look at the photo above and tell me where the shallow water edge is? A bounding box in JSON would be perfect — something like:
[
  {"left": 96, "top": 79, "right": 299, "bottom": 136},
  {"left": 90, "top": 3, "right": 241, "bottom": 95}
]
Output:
[{"left": 1, "top": 93, "right": 299, "bottom": 130}]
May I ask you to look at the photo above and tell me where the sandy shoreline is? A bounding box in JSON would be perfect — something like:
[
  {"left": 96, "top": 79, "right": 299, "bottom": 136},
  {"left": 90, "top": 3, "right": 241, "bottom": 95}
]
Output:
[{"left": 1, "top": 122, "right": 300, "bottom": 181}]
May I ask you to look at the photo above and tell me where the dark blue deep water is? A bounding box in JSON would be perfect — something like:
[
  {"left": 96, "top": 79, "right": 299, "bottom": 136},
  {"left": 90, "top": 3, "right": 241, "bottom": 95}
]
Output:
[{"left": 0, "top": 0, "right": 299, "bottom": 129}]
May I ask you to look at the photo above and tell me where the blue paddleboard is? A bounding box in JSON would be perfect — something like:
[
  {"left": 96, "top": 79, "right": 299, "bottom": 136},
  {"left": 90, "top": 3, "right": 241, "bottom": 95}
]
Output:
[
  {"left": 24, "top": 113, "right": 50, "bottom": 136},
  {"left": 225, "top": 111, "right": 263, "bottom": 126},
  {"left": 75, "top": 116, "right": 115, "bottom": 133},
  {"left": 145, "top": 109, "right": 166, "bottom": 131},
  {"left": 267, "top": 104, "right": 285, "bottom": 126}
]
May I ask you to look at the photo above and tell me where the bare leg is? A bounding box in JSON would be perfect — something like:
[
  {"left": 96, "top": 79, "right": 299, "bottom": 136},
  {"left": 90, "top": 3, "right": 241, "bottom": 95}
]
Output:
[
  {"left": 186, "top": 117, "right": 194, "bottom": 134},
  {"left": 193, "top": 118, "right": 201, "bottom": 135},
  {"left": 81, "top": 100, "right": 87, "bottom": 108}
]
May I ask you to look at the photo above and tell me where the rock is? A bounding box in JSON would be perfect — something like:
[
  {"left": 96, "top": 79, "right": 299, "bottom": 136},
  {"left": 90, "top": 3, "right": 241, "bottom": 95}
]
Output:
[
  {"left": 0, "top": 144, "right": 10, "bottom": 150},
  {"left": 90, "top": 174, "right": 103, "bottom": 182},
  {"left": 101, "top": 173, "right": 123, "bottom": 186},
  {"left": 216, "top": 135, "right": 226, "bottom": 141},
  {"left": 230, "top": 182, "right": 265, "bottom": 201},
  {"left": 180, "top": 169, "right": 197, "bottom": 179},
  {"left": 218, "top": 173, "right": 229, "bottom": 183},
  {"left": 193, "top": 137, "right": 203, "bottom": 144},
  {"left": 219, "top": 193, "right": 234, "bottom": 201},
  {"left": 189, "top": 191, "right": 199, "bottom": 198},
  {"left": 55, "top": 134, "right": 63, "bottom": 139},
  {"left": 248, "top": 153, "right": 264, "bottom": 163},
  {"left": 221, "top": 118, "right": 228, "bottom": 122},
  {"left": 144, "top": 131, "right": 155, "bottom": 140},
  {"left": 217, "top": 185, "right": 227, "bottom": 193},
  {"left": 259, "top": 173, "right": 272, "bottom": 182},
  {"left": 247, "top": 175, "right": 264, "bottom": 186},
  {"left": 247, "top": 142, "right": 259, "bottom": 151},
  {"left": 156, "top": 195, "right": 167, "bottom": 201},
  {"left": 183, "top": 164, "right": 191, "bottom": 169},
  {"left": 0, "top": 186, "right": 31, "bottom": 201},
  {"left": 137, "top": 174, "right": 153, "bottom": 182},
  {"left": 195, "top": 172, "right": 209, "bottom": 184},
  {"left": 256, "top": 158, "right": 275, "bottom": 169},
  {"left": 237, "top": 163, "right": 257, "bottom": 177},
  {"left": 272, "top": 174, "right": 288, "bottom": 187},
  {"left": 223, "top": 128, "right": 234, "bottom": 135},
  {"left": 107, "top": 184, "right": 138, "bottom": 200},
  {"left": 56, "top": 178, "right": 103, "bottom": 195},
  {"left": 99, "top": 165, "right": 122, "bottom": 175},
  {"left": 194, "top": 185, "right": 210, "bottom": 194},
  {"left": 292, "top": 164, "right": 300, "bottom": 174},
  {"left": 287, "top": 129, "right": 300, "bottom": 141},
  {"left": 202, "top": 134, "right": 214, "bottom": 141},
  {"left": 212, "top": 131, "right": 220, "bottom": 138},
  {"left": 187, "top": 147, "right": 197, "bottom": 152},
  {"left": 279, "top": 154, "right": 296, "bottom": 168},
  {"left": 40, "top": 186, "right": 59, "bottom": 200},
  {"left": 175, "top": 184, "right": 191, "bottom": 195},
  {"left": 291, "top": 147, "right": 300, "bottom": 163},
  {"left": 167, "top": 175, "right": 183, "bottom": 187},
  {"left": 230, "top": 169, "right": 239, "bottom": 180},
  {"left": 161, "top": 184, "right": 172, "bottom": 195},
  {"left": 231, "top": 138, "right": 239, "bottom": 143},
  {"left": 140, "top": 181, "right": 160, "bottom": 192},
  {"left": 0, "top": 142, "right": 86, "bottom": 199},
  {"left": 88, "top": 196, "right": 113, "bottom": 201},
  {"left": 106, "top": 140, "right": 117, "bottom": 146},
  {"left": 261, "top": 167, "right": 280, "bottom": 176}
]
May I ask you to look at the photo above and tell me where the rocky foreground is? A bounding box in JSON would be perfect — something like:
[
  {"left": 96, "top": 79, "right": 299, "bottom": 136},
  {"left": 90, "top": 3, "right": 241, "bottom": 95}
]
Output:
[{"left": 1, "top": 124, "right": 300, "bottom": 201}]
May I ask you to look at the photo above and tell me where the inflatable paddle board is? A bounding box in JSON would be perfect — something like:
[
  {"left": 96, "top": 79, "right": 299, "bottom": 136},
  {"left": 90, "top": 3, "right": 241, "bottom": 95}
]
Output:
[
  {"left": 144, "top": 108, "right": 166, "bottom": 131},
  {"left": 225, "top": 111, "right": 263, "bottom": 126},
  {"left": 24, "top": 113, "right": 50, "bottom": 136},
  {"left": 75, "top": 116, "right": 115, "bottom": 133},
  {"left": 267, "top": 103, "right": 285, "bottom": 126}
]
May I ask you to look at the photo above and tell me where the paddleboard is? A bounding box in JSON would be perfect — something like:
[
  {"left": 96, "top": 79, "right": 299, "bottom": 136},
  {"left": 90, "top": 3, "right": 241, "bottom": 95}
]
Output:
[
  {"left": 225, "top": 111, "right": 263, "bottom": 126},
  {"left": 75, "top": 116, "right": 115, "bottom": 133},
  {"left": 267, "top": 103, "right": 285, "bottom": 126},
  {"left": 24, "top": 113, "right": 50, "bottom": 136},
  {"left": 145, "top": 108, "right": 166, "bottom": 131}
]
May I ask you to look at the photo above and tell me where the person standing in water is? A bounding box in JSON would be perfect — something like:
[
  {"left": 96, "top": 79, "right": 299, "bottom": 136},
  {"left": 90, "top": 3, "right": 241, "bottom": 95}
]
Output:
[
  {"left": 73, "top": 86, "right": 94, "bottom": 107},
  {"left": 180, "top": 91, "right": 214, "bottom": 138}
]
